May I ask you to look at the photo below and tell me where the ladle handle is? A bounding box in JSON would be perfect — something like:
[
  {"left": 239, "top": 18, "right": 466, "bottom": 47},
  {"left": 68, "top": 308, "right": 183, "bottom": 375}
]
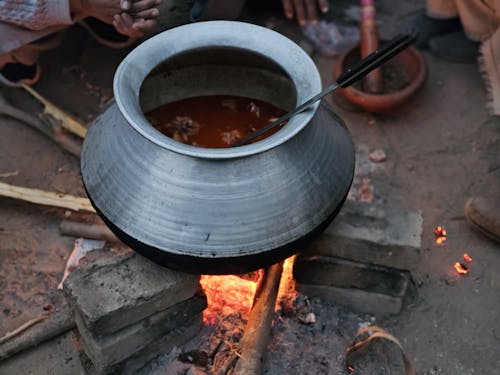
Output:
[
  {"left": 232, "top": 33, "right": 416, "bottom": 147},
  {"left": 336, "top": 33, "right": 416, "bottom": 88}
]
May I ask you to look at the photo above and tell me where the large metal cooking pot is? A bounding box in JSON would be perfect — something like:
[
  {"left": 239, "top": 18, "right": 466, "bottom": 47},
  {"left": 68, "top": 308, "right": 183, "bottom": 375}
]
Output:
[{"left": 81, "top": 21, "right": 355, "bottom": 274}]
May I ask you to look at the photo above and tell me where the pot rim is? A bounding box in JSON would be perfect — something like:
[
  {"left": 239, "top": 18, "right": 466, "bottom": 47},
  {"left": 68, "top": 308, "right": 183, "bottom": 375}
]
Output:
[{"left": 113, "top": 20, "right": 322, "bottom": 159}]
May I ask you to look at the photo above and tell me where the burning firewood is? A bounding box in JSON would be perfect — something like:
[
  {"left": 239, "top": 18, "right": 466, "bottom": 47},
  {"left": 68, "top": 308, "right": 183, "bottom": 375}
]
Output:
[{"left": 213, "top": 261, "right": 284, "bottom": 375}]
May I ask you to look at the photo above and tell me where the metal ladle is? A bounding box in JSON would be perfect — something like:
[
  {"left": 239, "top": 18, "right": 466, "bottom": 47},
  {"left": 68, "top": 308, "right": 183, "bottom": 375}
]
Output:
[{"left": 232, "top": 33, "right": 416, "bottom": 147}]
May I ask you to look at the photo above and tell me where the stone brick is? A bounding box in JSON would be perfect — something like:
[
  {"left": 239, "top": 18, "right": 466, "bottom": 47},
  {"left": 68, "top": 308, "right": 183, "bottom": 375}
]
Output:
[
  {"left": 63, "top": 252, "right": 200, "bottom": 336},
  {"left": 78, "top": 293, "right": 206, "bottom": 371},
  {"left": 294, "top": 254, "right": 414, "bottom": 317},
  {"left": 113, "top": 315, "right": 204, "bottom": 375},
  {"left": 304, "top": 200, "right": 423, "bottom": 270}
]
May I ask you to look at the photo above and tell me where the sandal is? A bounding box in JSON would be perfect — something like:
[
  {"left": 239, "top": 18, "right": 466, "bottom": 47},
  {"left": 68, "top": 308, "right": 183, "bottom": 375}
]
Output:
[{"left": 0, "top": 62, "right": 41, "bottom": 87}]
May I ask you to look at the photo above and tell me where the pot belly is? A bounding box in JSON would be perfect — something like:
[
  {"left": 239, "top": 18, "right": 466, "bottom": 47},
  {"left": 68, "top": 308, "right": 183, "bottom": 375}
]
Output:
[{"left": 82, "top": 102, "right": 354, "bottom": 274}]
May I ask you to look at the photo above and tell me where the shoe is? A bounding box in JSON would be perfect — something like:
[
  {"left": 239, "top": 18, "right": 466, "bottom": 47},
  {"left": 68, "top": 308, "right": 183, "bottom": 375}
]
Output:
[
  {"left": 464, "top": 196, "right": 500, "bottom": 244},
  {"left": 429, "top": 30, "right": 479, "bottom": 63},
  {"left": 77, "top": 17, "right": 135, "bottom": 49},
  {"left": 401, "top": 11, "right": 462, "bottom": 49},
  {"left": 0, "top": 62, "right": 41, "bottom": 87}
]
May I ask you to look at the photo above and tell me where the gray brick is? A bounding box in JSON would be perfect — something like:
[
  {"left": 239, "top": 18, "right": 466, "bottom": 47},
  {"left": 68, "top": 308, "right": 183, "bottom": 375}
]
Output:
[
  {"left": 304, "top": 200, "right": 423, "bottom": 270},
  {"left": 294, "top": 255, "right": 414, "bottom": 317},
  {"left": 63, "top": 252, "right": 200, "bottom": 335},
  {"left": 78, "top": 294, "right": 206, "bottom": 371}
]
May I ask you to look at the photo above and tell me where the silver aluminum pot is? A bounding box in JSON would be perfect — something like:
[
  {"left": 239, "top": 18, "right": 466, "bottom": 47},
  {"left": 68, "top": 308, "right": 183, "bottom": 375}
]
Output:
[{"left": 81, "top": 21, "right": 355, "bottom": 274}]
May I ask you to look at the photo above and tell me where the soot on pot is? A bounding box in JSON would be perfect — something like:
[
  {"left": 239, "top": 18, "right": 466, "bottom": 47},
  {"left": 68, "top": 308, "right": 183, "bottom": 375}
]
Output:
[{"left": 145, "top": 95, "right": 287, "bottom": 148}]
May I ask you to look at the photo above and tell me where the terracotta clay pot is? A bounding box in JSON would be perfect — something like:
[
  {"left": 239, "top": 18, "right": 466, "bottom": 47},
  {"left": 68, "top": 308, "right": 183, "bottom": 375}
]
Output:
[{"left": 335, "top": 42, "right": 427, "bottom": 113}]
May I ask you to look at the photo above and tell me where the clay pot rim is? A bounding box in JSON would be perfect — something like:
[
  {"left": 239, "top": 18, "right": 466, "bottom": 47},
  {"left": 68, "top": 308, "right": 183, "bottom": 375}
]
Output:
[{"left": 336, "top": 44, "right": 427, "bottom": 102}]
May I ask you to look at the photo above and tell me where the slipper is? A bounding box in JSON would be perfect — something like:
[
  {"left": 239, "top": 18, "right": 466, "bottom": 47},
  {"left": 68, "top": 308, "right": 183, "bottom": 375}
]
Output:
[
  {"left": 77, "top": 17, "right": 136, "bottom": 49},
  {"left": 0, "top": 62, "right": 41, "bottom": 87}
]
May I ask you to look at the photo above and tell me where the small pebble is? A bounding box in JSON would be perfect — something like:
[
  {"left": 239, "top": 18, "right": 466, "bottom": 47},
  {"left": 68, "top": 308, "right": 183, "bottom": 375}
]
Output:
[
  {"left": 367, "top": 118, "right": 376, "bottom": 126},
  {"left": 369, "top": 149, "right": 386, "bottom": 163}
]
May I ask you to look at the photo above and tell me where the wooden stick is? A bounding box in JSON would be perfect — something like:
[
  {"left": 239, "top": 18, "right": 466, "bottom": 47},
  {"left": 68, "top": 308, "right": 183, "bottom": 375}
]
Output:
[
  {"left": 232, "top": 261, "right": 284, "bottom": 375},
  {"left": 59, "top": 220, "right": 120, "bottom": 243},
  {"left": 0, "top": 93, "right": 81, "bottom": 157},
  {"left": 0, "top": 314, "right": 48, "bottom": 345},
  {"left": 22, "top": 83, "right": 88, "bottom": 139},
  {"left": 0, "top": 181, "right": 95, "bottom": 213}
]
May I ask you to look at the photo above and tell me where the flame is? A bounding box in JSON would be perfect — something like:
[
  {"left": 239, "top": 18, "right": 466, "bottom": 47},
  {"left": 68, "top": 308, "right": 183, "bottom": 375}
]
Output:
[
  {"left": 433, "top": 226, "right": 447, "bottom": 244},
  {"left": 199, "top": 273, "right": 258, "bottom": 324},
  {"left": 200, "top": 256, "right": 297, "bottom": 324},
  {"left": 463, "top": 253, "right": 472, "bottom": 262},
  {"left": 454, "top": 262, "right": 470, "bottom": 275}
]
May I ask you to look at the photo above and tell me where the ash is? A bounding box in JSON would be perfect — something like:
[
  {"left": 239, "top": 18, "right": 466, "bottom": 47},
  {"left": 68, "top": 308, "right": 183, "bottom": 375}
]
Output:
[{"left": 141, "top": 295, "right": 405, "bottom": 375}]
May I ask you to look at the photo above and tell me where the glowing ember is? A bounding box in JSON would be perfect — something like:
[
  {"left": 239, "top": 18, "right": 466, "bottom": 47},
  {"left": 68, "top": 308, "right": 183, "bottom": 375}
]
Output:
[
  {"left": 199, "top": 256, "right": 298, "bottom": 324},
  {"left": 463, "top": 253, "right": 472, "bottom": 263},
  {"left": 433, "top": 226, "right": 447, "bottom": 244},
  {"left": 454, "top": 262, "right": 470, "bottom": 275}
]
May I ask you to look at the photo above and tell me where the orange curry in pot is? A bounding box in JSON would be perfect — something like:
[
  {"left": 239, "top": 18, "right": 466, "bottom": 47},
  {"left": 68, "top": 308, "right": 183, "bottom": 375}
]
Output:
[{"left": 146, "top": 95, "right": 287, "bottom": 148}]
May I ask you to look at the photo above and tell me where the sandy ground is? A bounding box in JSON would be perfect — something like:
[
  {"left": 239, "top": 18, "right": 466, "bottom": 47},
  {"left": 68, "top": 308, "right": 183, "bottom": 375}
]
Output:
[{"left": 0, "top": 0, "right": 499, "bottom": 374}]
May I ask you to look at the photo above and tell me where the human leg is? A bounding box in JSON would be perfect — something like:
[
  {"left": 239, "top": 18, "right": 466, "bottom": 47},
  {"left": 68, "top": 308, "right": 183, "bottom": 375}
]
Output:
[
  {"left": 463, "top": 29, "right": 500, "bottom": 243},
  {"left": 428, "top": 0, "right": 500, "bottom": 63},
  {"left": 0, "top": 31, "right": 63, "bottom": 86}
]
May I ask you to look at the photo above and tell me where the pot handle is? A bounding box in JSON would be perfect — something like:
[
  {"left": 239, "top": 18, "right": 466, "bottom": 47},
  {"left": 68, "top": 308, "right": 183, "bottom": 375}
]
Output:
[{"left": 336, "top": 33, "right": 416, "bottom": 88}]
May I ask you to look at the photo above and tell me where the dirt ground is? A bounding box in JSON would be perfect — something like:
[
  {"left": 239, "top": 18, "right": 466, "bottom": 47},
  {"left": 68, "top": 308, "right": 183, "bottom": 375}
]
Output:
[{"left": 0, "top": 0, "right": 499, "bottom": 374}]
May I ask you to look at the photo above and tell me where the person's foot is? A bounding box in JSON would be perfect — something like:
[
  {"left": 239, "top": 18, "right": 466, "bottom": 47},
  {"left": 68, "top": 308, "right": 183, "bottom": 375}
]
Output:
[
  {"left": 78, "top": 17, "right": 135, "bottom": 49},
  {"left": 464, "top": 196, "right": 500, "bottom": 243},
  {"left": 403, "top": 11, "right": 462, "bottom": 49},
  {"left": 429, "top": 30, "right": 480, "bottom": 63},
  {"left": 0, "top": 62, "right": 41, "bottom": 87}
]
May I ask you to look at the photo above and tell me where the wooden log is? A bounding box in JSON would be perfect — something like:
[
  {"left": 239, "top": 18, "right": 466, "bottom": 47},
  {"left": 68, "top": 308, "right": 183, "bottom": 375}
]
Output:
[
  {"left": 0, "top": 293, "right": 75, "bottom": 360},
  {"left": 22, "top": 83, "right": 88, "bottom": 139},
  {"left": 0, "top": 181, "right": 95, "bottom": 213},
  {"left": 59, "top": 220, "right": 120, "bottom": 243},
  {"left": 0, "top": 315, "right": 48, "bottom": 345},
  {"left": 0, "top": 92, "right": 82, "bottom": 157},
  {"left": 232, "top": 261, "right": 284, "bottom": 375}
]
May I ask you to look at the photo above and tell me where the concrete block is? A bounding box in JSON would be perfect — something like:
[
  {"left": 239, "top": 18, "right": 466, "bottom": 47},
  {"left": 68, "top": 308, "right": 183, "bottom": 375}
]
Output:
[
  {"left": 294, "top": 255, "right": 414, "bottom": 317},
  {"left": 63, "top": 252, "right": 200, "bottom": 336},
  {"left": 78, "top": 293, "right": 206, "bottom": 371},
  {"left": 304, "top": 200, "right": 423, "bottom": 270},
  {"left": 116, "top": 315, "right": 204, "bottom": 375}
]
